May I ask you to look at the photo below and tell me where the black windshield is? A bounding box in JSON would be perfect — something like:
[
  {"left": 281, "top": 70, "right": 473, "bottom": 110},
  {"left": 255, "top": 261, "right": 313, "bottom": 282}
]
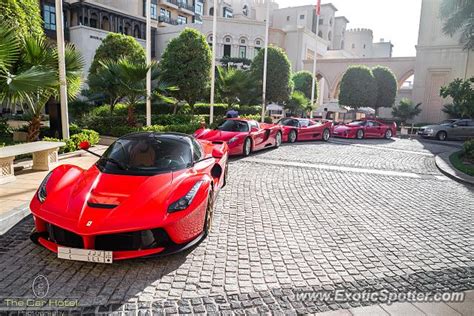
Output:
[
  {"left": 217, "top": 120, "right": 249, "bottom": 132},
  {"left": 278, "top": 118, "right": 299, "bottom": 127},
  {"left": 97, "top": 133, "right": 193, "bottom": 175}
]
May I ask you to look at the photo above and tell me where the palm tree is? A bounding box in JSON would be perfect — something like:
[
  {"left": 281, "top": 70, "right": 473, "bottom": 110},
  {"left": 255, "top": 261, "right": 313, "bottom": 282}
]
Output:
[
  {"left": 0, "top": 23, "right": 84, "bottom": 141},
  {"left": 216, "top": 66, "right": 256, "bottom": 108},
  {"left": 391, "top": 99, "right": 422, "bottom": 124},
  {"left": 97, "top": 58, "right": 176, "bottom": 125},
  {"left": 440, "top": 0, "right": 474, "bottom": 50}
]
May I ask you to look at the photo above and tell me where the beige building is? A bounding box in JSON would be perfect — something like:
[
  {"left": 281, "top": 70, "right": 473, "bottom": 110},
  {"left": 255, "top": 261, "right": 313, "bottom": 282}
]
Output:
[{"left": 412, "top": 0, "right": 473, "bottom": 123}]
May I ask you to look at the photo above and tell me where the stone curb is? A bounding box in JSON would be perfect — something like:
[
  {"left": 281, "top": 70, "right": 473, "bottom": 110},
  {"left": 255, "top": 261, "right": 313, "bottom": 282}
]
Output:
[
  {"left": 0, "top": 203, "right": 29, "bottom": 235},
  {"left": 435, "top": 150, "right": 474, "bottom": 186}
]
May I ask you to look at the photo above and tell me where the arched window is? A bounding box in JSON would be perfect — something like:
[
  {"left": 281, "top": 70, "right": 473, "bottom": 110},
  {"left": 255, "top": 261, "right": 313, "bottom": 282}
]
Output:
[
  {"left": 318, "top": 30, "right": 323, "bottom": 38},
  {"left": 328, "top": 31, "right": 332, "bottom": 41},
  {"left": 102, "top": 16, "right": 110, "bottom": 31},
  {"left": 90, "top": 12, "right": 98, "bottom": 28},
  {"left": 209, "top": 7, "right": 214, "bottom": 16},
  {"left": 243, "top": 4, "right": 248, "bottom": 16},
  {"left": 133, "top": 25, "right": 140, "bottom": 38},
  {"left": 352, "top": 43, "right": 355, "bottom": 49},
  {"left": 124, "top": 22, "right": 131, "bottom": 35},
  {"left": 341, "top": 40, "right": 344, "bottom": 49}
]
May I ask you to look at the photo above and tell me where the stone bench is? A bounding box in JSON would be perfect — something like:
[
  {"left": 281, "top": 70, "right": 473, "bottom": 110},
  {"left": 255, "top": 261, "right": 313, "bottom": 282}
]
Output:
[{"left": 0, "top": 141, "right": 65, "bottom": 184}]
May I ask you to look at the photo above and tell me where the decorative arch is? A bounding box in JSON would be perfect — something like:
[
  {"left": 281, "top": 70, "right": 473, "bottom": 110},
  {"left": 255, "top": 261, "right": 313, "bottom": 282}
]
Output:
[
  {"left": 239, "top": 36, "right": 249, "bottom": 45},
  {"left": 254, "top": 38, "right": 263, "bottom": 47},
  {"left": 398, "top": 69, "right": 415, "bottom": 89},
  {"left": 223, "top": 35, "right": 233, "bottom": 44}
]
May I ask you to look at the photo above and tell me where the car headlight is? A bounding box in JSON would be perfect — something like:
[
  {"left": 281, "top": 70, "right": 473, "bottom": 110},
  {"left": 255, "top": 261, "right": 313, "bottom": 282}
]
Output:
[
  {"left": 168, "top": 181, "right": 203, "bottom": 212},
  {"left": 37, "top": 172, "right": 53, "bottom": 203},
  {"left": 227, "top": 137, "right": 238, "bottom": 144},
  {"left": 425, "top": 128, "right": 433, "bottom": 133}
]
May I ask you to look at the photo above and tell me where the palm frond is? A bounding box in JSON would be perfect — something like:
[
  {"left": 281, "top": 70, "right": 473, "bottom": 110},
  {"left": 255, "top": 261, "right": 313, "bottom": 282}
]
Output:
[{"left": 0, "top": 24, "right": 20, "bottom": 72}]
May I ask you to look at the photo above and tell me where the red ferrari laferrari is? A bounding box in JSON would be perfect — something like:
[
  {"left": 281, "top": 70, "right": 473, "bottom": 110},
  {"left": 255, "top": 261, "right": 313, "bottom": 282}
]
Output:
[
  {"left": 30, "top": 132, "right": 228, "bottom": 262},
  {"left": 332, "top": 119, "right": 397, "bottom": 139},
  {"left": 193, "top": 118, "right": 283, "bottom": 156},
  {"left": 277, "top": 117, "right": 332, "bottom": 143}
]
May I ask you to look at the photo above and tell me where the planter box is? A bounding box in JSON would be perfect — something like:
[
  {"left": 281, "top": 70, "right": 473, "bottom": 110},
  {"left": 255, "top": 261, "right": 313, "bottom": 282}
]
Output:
[{"left": 12, "top": 131, "right": 28, "bottom": 142}]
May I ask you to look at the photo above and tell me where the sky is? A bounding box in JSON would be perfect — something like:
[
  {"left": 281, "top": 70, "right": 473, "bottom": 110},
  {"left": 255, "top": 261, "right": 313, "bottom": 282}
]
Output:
[{"left": 275, "top": 0, "right": 423, "bottom": 57}]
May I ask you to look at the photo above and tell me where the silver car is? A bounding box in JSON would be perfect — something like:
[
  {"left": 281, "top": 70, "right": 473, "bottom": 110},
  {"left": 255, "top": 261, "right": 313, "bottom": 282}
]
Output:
[{"left": 418, "top": 119, "right": 474, "bottom": 141}]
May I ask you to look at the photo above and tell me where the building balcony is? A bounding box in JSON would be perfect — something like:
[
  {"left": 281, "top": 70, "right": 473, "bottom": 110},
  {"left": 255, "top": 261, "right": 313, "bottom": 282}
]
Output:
[{"left": 158, "top": 15, "right": 179, "bottom": 25}]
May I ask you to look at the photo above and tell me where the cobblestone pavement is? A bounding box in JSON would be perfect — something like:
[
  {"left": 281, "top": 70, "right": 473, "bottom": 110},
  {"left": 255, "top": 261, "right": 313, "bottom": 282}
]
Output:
[{"left": 0, "top": 138, "right": 472, "bottom": 314}]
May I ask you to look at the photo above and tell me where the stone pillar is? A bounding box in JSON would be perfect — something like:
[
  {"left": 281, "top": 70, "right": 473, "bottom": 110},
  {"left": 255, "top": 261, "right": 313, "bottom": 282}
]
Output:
[
  {"left": 0, "top": 157, "right": 15, "bottom": 184},
  {"left": 32, "top": 149, "right": 59, "bottom": 171}
]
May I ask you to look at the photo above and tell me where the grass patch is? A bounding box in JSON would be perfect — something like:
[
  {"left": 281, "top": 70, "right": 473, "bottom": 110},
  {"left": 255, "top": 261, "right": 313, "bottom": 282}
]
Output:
[{"left": 449, "top": 151, "right": 474, "bottom": 176}]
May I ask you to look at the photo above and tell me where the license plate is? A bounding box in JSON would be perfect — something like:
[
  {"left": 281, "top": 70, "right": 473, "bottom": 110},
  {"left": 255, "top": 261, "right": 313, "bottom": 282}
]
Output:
[{"left": 58, "top": 246, "right": 113, "bottom": 263}]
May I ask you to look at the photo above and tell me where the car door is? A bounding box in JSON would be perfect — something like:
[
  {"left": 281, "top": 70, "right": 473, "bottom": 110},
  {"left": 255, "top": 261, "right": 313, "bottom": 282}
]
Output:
[
  {"left": 365, "top": 121, "right": 379, "bottom": 138},
  {"left": 297, "top": 119, "right": 311, "bottom": 140},
  {"left": 306, "top": 120, "right": 322, "bottom": 139},
  {"left": 450, "top": 120, "right": 469, "bottom": 139},
  {"left": 249, "top": 121, "right": 267, "bottom": 150},
  {"left": 465, "top": 120, "right": 474, "bottom": 138}
]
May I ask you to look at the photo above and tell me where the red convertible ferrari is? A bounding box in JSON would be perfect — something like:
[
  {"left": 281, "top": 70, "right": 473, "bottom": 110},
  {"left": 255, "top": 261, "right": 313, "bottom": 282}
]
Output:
[
  {"left": 193, "top": 118, "right": 283, "bottom": 156},
  {"left": 278, "top": 117, "right": 332, "bottom": 143},
  {"left": 30, "top": 132, "right": 228, "bottom": 262},
  {"left": 332, "top": 119, "right": 397, "bottom": 139}
]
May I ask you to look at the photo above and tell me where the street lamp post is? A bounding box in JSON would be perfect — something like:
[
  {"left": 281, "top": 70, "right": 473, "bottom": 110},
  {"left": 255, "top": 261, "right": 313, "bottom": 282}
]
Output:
[
  {"left": 261, "top": 0, "right": 270, "bottom": 123},
  {"left": 146, "top": 0, "right": 152, "bottom": 126},
  {"left": 55, "top": 0, "right": 69, "bottom": 139},
  {"left": 209, "top": 0, "right": 218, "bottom": 124},
  {"left": 310, "top": 0, "right": 321, "bottom": 119}
]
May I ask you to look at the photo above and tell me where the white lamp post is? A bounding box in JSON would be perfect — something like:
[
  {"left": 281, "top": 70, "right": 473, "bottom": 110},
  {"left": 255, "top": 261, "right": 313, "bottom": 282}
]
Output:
[
  {"left": 310, "top": 0, "right": 321, "bottom": 119},
  {"left": 55, "top": 0, "right": 69, "bottom": 139},
  {"left": 209, "top": 0, "right": 218, "bottom": 124},
  {"left": 146, "top": 0, "right": 152, "bottom": 126},
  {"left": 261, "top": 0, "right": 270, "bottom": 123}
]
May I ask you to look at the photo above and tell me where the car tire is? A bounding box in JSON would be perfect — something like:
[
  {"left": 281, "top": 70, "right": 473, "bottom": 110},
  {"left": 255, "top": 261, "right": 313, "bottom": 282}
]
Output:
[
  {"left": 275, "top": 132, "right": 282, "bottom": 148},
  {"left": 288, "top": 129, "right": 297, "bottom": 143},
  {"left": 322, "top": 128, "right": 330, "bottom": 142},
  {"left": 204, "top": 189, "right": 214, "bottom": 236},
  {"left": 384, "top": 129, "right": 392, "bottom": 139},
  {"left": 356, "top": 129, "right": 364, "bottom": 139},
  {"left": 437, "top": 131, "right": 447, "bottom": 141},
  {"left": 243, "top": 137, "right": 252, "bottom": 156}
]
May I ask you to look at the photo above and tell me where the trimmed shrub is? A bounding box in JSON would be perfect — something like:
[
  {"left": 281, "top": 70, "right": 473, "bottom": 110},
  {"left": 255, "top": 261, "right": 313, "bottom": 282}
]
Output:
[{"left": 464, "top": 139, "right": 474, "bottom": 160}]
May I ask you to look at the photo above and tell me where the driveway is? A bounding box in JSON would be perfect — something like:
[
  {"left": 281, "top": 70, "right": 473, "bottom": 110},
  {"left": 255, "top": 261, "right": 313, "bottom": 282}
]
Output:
[{"left": 0, "top": 138, "right": 472, "bottom": 314}]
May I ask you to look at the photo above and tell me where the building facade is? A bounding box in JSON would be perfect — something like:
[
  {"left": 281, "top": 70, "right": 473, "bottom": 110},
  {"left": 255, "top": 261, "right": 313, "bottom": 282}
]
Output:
[{"left": 412, "top": 0, "right": 473, "bottom": 123}]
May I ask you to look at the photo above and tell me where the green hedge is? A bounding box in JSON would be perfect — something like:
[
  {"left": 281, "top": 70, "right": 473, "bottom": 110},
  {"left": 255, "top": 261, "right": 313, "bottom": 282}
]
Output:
[
  {"left": 463, "top": 139, "right": 474, "bottom": 160},
  {"left": 43, "top": 129, "right": 99, "bottom": 154}
]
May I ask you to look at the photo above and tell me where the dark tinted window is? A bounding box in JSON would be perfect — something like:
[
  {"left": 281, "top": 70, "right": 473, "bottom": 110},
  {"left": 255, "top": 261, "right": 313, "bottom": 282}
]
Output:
[
  {"left": 468, "top": 120, "right": 474, "bottom": 126},
  {"left": 191, "top": 139, "right": 203, "bottom": 161},
  {"left": 217, "top": 120, "right": 249, "bottom": 132},
  {"left": 97, "top": 133, "right": 192, "bottom": 175},
  {"left": 298, "top": 119, "right": 310, "bottom": 127},
  {"left": 249, "top": 121, "right": 260, "bottom": 130},
  {"left": 278, "top": 118, "right": 299, "bottom": 127},
  {"left": 347, "top": 121, "right": 366, "bottom": 126},
  {"left": 456, "top": 120, "right": 469, "bottom": 126}
]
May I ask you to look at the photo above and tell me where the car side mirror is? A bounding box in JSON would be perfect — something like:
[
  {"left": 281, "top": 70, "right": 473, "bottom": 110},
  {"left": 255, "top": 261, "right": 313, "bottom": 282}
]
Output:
[
  {"left": 452, "top": 124, "right": 458, "bottom": 128},
  {"left": 79, "top": 141, "right": 91, "bottom": 150},
  {"left": 212, "top": 148, "right": 224, "bottom": 158}
]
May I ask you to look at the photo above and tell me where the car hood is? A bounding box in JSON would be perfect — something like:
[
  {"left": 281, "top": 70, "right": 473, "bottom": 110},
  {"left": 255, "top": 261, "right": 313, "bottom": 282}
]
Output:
[
  {"left": 195, "top": 129, "right": 244, "bottom": 142},
  {"left": 34, "top": 165, "right": 179, "bottom": 234},
  {"left": 420, "top": 125, "right": 442, "bottom": 129}
]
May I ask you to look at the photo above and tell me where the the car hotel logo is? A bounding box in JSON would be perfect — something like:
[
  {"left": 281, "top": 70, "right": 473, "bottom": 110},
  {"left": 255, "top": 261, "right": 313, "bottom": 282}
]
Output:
[
  {"left": 86, "top": 220, "right": 93, "bottom": 227},
  {"left": 32, "top": 275, "right": 49, "bottom": 298}
]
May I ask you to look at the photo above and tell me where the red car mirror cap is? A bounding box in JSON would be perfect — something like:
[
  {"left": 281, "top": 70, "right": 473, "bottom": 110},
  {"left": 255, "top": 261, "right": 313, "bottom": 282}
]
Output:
[{"left": 79, "top": 141, "right": 91, "bottom": 150}]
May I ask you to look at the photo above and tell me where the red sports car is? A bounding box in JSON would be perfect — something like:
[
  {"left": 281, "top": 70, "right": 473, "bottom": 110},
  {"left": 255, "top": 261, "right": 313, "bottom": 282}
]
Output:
[
  {"left": 332, "top": 119, "right": 397, "bottom": 139},
  {"left": 30, "top": 132, "right": 228, "bottom": 262},
  {"left": 193, "top": 118, "right": 283, "bottom": 156},
  {"left": 277, "top": 117, "right": 332, "bottom": 143}
]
